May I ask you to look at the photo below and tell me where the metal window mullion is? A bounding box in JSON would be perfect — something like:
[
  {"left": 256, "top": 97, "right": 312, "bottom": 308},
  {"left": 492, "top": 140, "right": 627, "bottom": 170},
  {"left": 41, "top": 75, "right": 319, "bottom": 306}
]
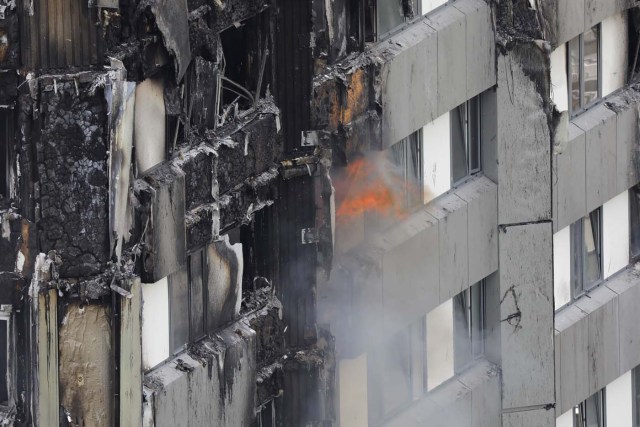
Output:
[{"left": 580, "top": 34, "right": 585, "bottom": 111}]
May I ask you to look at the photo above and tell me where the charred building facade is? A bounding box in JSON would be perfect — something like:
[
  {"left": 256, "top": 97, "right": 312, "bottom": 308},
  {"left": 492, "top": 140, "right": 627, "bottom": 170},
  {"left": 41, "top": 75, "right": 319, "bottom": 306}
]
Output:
[{"left": 1, "top": 0, "right": 640, "bottom": 426}]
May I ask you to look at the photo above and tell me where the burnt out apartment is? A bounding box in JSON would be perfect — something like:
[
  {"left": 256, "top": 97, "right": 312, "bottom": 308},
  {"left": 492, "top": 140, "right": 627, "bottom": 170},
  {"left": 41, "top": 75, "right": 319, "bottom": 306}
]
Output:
[{"left": 2, "top": 0, "right": 640, "bottom": 426}]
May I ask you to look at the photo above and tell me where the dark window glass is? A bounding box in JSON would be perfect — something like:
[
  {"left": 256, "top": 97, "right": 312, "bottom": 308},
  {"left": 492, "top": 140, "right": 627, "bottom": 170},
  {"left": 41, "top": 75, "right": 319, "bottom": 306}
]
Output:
[
  {"left": 0, "top": 319, "right": 7, "bottom": 403},
  {"left": 583, "top": 26, "right": 600, "bottom": 106},
  {"left": 569, "top": 37, "right": 581, "bottom": 113},
  {"left": 377, "top": 0, "right": 405, "bottom": 36},
  {"left": 451, "top": 104, "right": 468, "bottom": 184},
  {"left": 454, "top": 280, "right": 485, "bottom": 373},
  {"left": 189, "top": 251, "right": 205, "bottom": 341},
  {"left": 634, "top": 366, "right": 640, "bottom": 426},
  {"left": 451, "top": 95, "right": 482, "bottom": 185},
  {"left": 575, "top": 389, "right": 605, "bottom": 427},
  {"left": 571, "top": 208, "right": 602, "bottom": 298},
  {"left": 389, "top": 131, "right": 422, "bottom": 209},
  {"left": 568, "top": 25, "right": 600, "bottom": 116},
  {"left": 630, "top": 186, "right": 640, "bottom": 260},
  {"left": 0, "top": 111, "right": 11, "bottom": 201},
  {"left": 583, "top": 209, "right": 602, "bottom": 290},
  {"left": 169, "top": 269, "right": 189, "bottom": 353}
]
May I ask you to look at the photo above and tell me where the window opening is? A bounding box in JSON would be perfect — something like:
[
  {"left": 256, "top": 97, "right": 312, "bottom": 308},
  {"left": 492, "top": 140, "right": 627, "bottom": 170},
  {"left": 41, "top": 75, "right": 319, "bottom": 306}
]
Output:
[
  {"left": 451, "top": 95, "right": 481, "bottom": 185},
  {"left": 630, "top": 185, "right": 640, "bottom": 261},
  {"left": 0, "top": 307, "right": 9, "bottom": 404},
  {"left": 453, "top": 280, "right": 485, "bottom": 373},
  {"left": 568, "top": 25, "right": 601, "bottom": 116},
  {"left": 574, "top": 389, "right": 606, "bottom": 427},
  {"left": 571, "top": 208, "right": 602, "bottom": 298},
  {"left": 169, "top": 248, "right": 207, "bottom": 354},
  {"left": 389, "top": 130, "right": 423, "bottom": 210}
]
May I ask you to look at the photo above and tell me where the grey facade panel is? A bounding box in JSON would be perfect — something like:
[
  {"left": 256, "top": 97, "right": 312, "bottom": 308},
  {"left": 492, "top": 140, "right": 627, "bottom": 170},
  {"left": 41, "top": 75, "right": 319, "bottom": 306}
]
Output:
[
  {"left": 615, "top": 277, "right": 640, "bottom": 374},
  {"left": 381, "top": 214, "right": 440, "bottom": 333},
  {"left": 496, "top": 52, "right": 552, "bottom": 225},
  {"left": 430, "top": 6, "right": 467, "bottom": 116},
  {"left": 481, "top": 89, "right": 499, "bottom": 183},
  {"left": 585, "top": 293, "right": 619, "bottom": 397},
  {"left": 584, "top": 0, "right": 635, "bottom": 30},
  {"left": 453, "top": 0, "right": 496, "bottom": 99},
  {"left": 616, "top": 106, "right": 640, "bottom": 192},
  {"left": 427, "top": 193, "right": 469, "bottom": 300},
  {"left": 502, "top": 408, "right": 555, "bottom": 427},
  {"left": 556, "top": 305, "right": 590, "bottom": 414},
  {"left": 556, "top": 0, "right": 585, "bottom": 46},
  {"left": 499, "top": 222, "right": 554, "bottom": 410},
  {"left": 573, "top": 105, "right": 617, "bottom": 213},
  {"left": 380, "top": 23, "right": 438, "bottom": 146},
  {"left": 454, "top": 178, "right": 498, "bottom": 285},
  {"left": 555, "top": 123, "right": 587, "bottom": 231}
]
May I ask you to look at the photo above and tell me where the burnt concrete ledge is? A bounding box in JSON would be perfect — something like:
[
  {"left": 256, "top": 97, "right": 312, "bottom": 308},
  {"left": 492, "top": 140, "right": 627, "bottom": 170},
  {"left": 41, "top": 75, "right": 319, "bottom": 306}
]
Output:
[
  {"left": 555, "top": 265, "right": 640, "bottom": 415},
  {"left": 143, "top": 320, "right": 256, "bottom": 427},
  {"left": 321, "top": 176, "right": 497, "bottom": 357},
  {"left": 552, "top": 86, "right": 640, "bottom": 232},
  {"left": 382, "top": 360, "right": 500, "bottom": 427},
  {"left": 311, "top": 0, "right": 495, "bottom": 160},
  {"left": 540, "top": 0, "right": 636, "bottom": 49}
]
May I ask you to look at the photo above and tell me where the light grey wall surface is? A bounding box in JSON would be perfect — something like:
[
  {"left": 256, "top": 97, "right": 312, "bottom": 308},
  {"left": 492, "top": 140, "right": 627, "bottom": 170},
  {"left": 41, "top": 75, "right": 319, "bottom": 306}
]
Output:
[
  {"left": 554, "top": 88, "right": 640, "bottom": 231},
  {"left": 555, "top": 267, "right": 640, "bottom": 415},
  {"left": 499, "top": 222, "right": 555, "bottom": 410},
  {"left": 377, "top": 0, "right": 495, "bottom": 148}
]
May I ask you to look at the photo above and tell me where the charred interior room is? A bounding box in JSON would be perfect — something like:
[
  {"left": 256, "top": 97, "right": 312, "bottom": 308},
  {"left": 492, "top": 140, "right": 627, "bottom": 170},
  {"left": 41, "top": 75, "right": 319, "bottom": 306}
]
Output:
[{"left": 2, "top": 0, "right": 640, "bottom": 426}]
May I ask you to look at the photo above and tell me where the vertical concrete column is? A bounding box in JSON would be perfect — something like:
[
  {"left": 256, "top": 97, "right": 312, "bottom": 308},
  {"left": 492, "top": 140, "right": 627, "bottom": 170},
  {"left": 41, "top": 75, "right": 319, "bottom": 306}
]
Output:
[
  {"left": 36, "top": 289, "right": 59, "bottom": 427},
  {"left": 495, "top": 45, "right": 555, "bottom": 426}
]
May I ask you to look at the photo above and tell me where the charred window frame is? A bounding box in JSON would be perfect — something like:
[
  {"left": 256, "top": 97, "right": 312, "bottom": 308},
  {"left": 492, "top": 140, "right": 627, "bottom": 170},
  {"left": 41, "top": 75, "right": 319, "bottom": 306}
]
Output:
[
  {"left": 630, "top": 185, "right": 640, "bottom": 261},
  {"left": 453, "top": 280, "right": 485, "bottom": 373},
  {"left": 169, "top": 248, "right": 207, "bottom": 354},
  {"left": 571, "top": 208, "right": 603, "bottom": 300},
  {"left": 252, "top": 399, "right": 278, "bottom": 427},
  {"left": 574, "top": 389, "right": 606, "bottom": 427},
  {"left": 451, "top": 95, "right": 481, "bottom": 186},
  {"left": 0, "top": 108, "right": 12, "bottom": 203},
  {"left": 0, "top": 307, "right": 11, "bottom": 405},
  {"left": 389, "top": 130, "right": 423, "bottom": 210},
  {"left": 568, "top": 25, "right": 602, "bottom": 117}
]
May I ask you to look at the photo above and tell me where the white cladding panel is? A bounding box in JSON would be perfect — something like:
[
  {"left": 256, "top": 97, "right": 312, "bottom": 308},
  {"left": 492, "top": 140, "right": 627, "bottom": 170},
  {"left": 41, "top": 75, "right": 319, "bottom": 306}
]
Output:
[
  {"left": 603, "top": 190, "right": 629, "bottom": 279},
  {"left": 601, "top": 12, "right": 628, "bottom": 97},
  {"left": 426, "top": 299, "right": 454, "bottom": 390},
  {"left": 421, "top": 0, "right": 448, "bottom": 15},
  {"left": 423, "top": 112, "right": 452, "bottom": 203},
  {"left": 554, "top": 225, "right": 571, "bottom": 310},
  {"left": 605, "top": 371, "right": 632, "bottom": 427},
  {"left": 135, "top": 78, "right": 167, "bottom": 174},
  {"left": 550, "top": 44, "right": 569, "bottom": 113},
  {"left": 339, "top": 355, "right": 368, "bottom": 427},
  {"left": 141, "top": 278, "right": 170, "bottom": 370},
  {"left": 556, "top": 409, "right": 573, "bottom": 427}
]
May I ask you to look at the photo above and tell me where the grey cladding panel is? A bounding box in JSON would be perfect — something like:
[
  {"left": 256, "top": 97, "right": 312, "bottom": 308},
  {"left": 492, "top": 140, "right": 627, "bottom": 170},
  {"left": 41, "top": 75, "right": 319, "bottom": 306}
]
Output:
[
  {"left": 496, "top": 53, "right": 551, "bottom": 224},
  {"left": 427, "top": 193, "right": 469, "bottom": 300},
  {"left": 556, "top": 124, "right": 587, "bottom": 230},
  {"left": 502, "top": 408, "right": 554, "bottom": 427},
  {"left": 454, "top": 178, "right": 498, "bottom": 285},
  {"left": 152, "top": 365, "right": 190, "bottom": 427},
  {"left": 616, "top": 106, "right": 640, "bottom": 191},
  {"left": 556, "top": 0, "right": 585, "bottom": 46},
  {"left": 382, "top": 221, "right": 440, "bottom": 333},
  {"left": 430, "top": 7, "right": 467, "bottom": 116},
  {"left": 556, "top": 308, "right": 589, "bottom": 414},
  {"left": 584, "top": 0, "right": 634, "bottom": 29},
  {"left": 499, "top": 222, "right": 554, "bottom": 410},
  {"left": 586, "top": 297, "right": 619, "bottom": 396},
  {"left": 382, "top": 24, "right": 438, "bottom": 145},
  {"left": 617, "top": 278, "right": 640, "bottom": 374},
  {"left": 453, "top": 0, "right": 496, "bottom": 99},
  {"left": 574, "top": 106, "right": 617, "bottom": 213}
]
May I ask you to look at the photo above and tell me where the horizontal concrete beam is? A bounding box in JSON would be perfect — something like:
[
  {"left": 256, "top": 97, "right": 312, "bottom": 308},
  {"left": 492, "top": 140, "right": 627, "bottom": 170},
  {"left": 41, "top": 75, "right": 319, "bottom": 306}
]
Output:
[
  {"left": 541, "top": 0, "right": 635, "bottom": 48},
  {"left": 555, "top": 266, "right": 640, "bottom": 415},
  {"left": 554, "top": 87, "right": 640, "bottom": 231},
  {"left": 311, "top": 0, "right": 495, "bottom": 159},
  {"left": 322, "top": 176, "right": 497, "bottom": 357}
]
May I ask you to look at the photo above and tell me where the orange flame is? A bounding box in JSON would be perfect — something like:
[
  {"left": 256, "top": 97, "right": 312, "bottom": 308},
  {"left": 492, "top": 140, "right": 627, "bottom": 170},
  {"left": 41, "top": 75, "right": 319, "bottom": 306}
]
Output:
[{"left": 335, "top": 155, "right": 411, "bottom": 224}]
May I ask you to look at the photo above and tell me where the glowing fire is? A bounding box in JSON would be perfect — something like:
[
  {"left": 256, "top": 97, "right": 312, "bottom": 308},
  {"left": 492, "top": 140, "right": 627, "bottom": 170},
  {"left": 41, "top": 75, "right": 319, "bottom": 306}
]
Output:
[{"left": 335, "top": 155, "right": 413, "bottom": 224}]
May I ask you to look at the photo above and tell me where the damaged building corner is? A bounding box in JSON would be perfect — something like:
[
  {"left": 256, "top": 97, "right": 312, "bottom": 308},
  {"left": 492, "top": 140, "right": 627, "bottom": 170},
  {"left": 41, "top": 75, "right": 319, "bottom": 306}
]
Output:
[{"left": 2, "top": 0, "right": 640, "bottom": 426}]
